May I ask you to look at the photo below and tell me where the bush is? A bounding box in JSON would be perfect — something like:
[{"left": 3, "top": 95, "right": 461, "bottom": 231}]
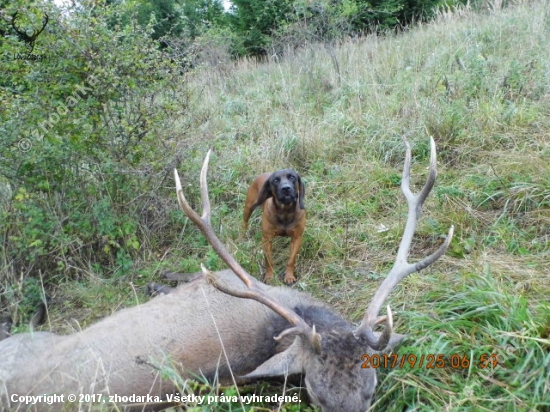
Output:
[{"left": 0, "top": 0, "right": 191, "bottom": 303}]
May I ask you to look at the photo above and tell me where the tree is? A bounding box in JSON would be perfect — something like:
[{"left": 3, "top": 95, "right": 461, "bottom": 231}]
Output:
[
  {"left": 229, "top": 0, "right": 293, "bottom": 56},
  {"left": 181, "top": 0, "right": 227, "bottom": 38}
]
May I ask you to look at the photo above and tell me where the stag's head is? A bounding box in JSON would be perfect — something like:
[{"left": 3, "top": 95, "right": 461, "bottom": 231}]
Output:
[
  {"left": 174, "top": 138, "right": 453, "bottom": 411},
  {"left": 238, "top": 309, "right": 393, "bottom": 411}
]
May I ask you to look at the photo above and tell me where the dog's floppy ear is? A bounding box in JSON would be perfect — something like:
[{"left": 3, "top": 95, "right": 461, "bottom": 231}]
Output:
[
  {"left": 297, "top": 175, "right": 305, "bottom": 210},
  {"left": 254, "top": 176, "right": 274, "bottom": 208}
]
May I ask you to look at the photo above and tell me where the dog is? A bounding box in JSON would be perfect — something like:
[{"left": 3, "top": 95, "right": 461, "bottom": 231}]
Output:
[{"left": 243, "top": 169, "right": 306, "bottom": 284}]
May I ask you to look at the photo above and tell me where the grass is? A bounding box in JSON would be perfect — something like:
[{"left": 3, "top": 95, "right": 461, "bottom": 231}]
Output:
[{"left": 3, "top": 0, "right": 550, "bottom": 411}]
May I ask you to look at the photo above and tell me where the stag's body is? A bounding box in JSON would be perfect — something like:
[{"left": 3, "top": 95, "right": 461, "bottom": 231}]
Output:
[{"left": 0, "top": 270, "right": 376, "bottom": 411}]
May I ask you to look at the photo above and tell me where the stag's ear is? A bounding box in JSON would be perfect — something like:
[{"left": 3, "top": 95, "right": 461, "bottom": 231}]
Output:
[
  {"left": 297, "top": 175, "right": 305, "bottom": 210},
  {"left": 254, "top": 177, "right": 273, "bottom": 208},
  {"left": 241, "top": 338, "right": 307, "bottom": 379}
]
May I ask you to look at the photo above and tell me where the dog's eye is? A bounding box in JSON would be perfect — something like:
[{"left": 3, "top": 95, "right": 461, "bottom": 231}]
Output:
[
  {"left": 273, "top": 177, "right": 280, "bottom": 183},
  {"left": 288, "top": 175, "right": 295, "bottom": 181}
]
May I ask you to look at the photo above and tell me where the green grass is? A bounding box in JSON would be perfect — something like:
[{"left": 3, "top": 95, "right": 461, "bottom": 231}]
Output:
[{"left": 3, "top": 0, "right": 550, "bottom": 411}]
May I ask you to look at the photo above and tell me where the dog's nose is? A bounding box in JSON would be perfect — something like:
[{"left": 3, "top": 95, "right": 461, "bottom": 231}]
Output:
[{"left": 281, "top": 185, "right": 292, "bottom": 193}]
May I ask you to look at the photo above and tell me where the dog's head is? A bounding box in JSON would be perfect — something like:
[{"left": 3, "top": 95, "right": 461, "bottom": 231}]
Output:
[{"left": 256, "top": 169, "right": 305, "bottom": 209}]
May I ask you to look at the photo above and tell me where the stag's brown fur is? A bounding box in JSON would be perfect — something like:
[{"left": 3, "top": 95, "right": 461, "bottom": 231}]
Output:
[{"left": 0, "top": 270, "right": 391, "bottom": 411}]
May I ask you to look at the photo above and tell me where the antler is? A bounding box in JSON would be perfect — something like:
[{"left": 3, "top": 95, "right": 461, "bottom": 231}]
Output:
[
  {"left": 11, "top": 12, "right": 49, "bottom": 46},
  {"left": 174, "top": 152, "right": 321, "bottom": 348},
  {"left": 355, "top": 138, "right": 454, "bottom": 350}
]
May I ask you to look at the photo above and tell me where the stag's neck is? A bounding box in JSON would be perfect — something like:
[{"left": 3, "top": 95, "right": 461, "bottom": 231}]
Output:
[{"left": 268, "top": 303, "right": 353, "bottom": 353}]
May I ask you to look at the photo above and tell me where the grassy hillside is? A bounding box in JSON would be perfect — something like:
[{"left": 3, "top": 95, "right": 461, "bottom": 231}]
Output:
[
  {"left": 179, "top": 3, "right": 550, "bottom": 409},
  {"left": 7, "top": 1, "right": 550, "bottom": 411}
]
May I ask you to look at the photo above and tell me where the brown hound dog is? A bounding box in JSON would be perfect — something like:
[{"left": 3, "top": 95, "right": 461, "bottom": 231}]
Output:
[{"left": 243, "top": 169, "right": 306, "bottom": 284}]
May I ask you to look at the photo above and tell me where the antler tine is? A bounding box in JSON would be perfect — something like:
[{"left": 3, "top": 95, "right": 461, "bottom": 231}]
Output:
[
  {"left": 355, "top": 138, "right": 454, "bottom": 350},
  {"left": 175, "top": 152, "right": 252, "bottom": 288},
  {"left": 174, "top": 153, "right": 318, "bottom": 346},
  {"left": 199, "top": 150, "right": 211, "bottom": 224},
  {"left": 11, "top": 11, "right": 21, "bottom": 32},
  {"left": 40, "top": 14, "right": 49, "bottom": 32}
]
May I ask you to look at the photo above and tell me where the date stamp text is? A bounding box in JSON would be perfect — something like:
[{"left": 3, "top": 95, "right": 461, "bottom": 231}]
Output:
[{"left": 360, "top": 353, "right": 499, "bottom": 369}]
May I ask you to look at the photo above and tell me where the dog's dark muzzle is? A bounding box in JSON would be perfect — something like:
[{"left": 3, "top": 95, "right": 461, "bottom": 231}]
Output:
[{"left": 278, "top": 185, "right": 297, "bottom": 204}]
